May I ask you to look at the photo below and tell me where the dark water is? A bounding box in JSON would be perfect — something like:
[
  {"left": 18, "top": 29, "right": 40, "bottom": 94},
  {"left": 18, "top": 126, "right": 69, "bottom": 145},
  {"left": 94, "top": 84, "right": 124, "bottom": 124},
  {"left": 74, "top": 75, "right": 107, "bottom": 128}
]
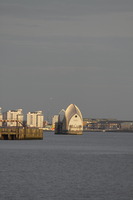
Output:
[{"left": 0, "top": 132, "right": 133, "bottom": 200}]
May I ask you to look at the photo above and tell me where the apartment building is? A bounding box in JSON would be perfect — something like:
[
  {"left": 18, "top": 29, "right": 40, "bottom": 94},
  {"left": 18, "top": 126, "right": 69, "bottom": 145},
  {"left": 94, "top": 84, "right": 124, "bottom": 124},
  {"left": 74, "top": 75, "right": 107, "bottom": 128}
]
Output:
[
  {"left": 3, "top": 109, "right": 24, "bottom": 127},
  {"left": 27, "top": 111, "right": 44, "bottom": 128}
]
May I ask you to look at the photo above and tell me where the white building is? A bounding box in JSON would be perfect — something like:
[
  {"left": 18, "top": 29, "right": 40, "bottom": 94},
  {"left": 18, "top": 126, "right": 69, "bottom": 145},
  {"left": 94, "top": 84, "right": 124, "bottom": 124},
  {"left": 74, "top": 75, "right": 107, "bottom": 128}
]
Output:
[
  {"left": 0, "top": 107, "right": 2, "bottom": 127},
  {"left": 3, "top": 109, "right": 24, "bottom": 127},
  {"left": 27, "top": 111, "right": 44, "bottom": 128}
]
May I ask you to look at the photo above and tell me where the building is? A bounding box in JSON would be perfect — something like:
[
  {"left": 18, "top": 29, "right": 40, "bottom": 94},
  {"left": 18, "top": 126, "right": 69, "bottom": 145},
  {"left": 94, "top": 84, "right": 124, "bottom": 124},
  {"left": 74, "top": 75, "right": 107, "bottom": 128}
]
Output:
[
  {"left": 0, "top": 108, "right": 2, "bottom": 127},
  {"left": 83, "top": 118, "right": 133, "bottom": 131},
  {"left": 121, "top": 122, "right": 133, "bottom": 130},
  {"left": 3, "top": 109, "right": 24, "bottom": 127},
  {"left": 52, "top": 115, "right": 59, "bottom": 130},
  {"left": 55, "top": 104, "right": 83, "bottom": 135},
  {"left": 27, "top": 111, "right": 44, "bottom": 128}
]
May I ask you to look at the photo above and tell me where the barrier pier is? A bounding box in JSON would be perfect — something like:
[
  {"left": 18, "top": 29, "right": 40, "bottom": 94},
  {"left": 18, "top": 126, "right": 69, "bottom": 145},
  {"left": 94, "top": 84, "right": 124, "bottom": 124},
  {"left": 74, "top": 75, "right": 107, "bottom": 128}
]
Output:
[{"left": 0, "top": 127, "right": 43, "bottom": 140}]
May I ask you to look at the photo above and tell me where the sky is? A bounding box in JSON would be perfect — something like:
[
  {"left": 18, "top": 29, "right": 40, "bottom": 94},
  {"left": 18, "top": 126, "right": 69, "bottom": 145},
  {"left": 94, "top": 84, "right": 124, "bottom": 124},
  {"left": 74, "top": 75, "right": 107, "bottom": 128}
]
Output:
[{"left": 0, "top": 0, "right": 133, "bottom": 120}]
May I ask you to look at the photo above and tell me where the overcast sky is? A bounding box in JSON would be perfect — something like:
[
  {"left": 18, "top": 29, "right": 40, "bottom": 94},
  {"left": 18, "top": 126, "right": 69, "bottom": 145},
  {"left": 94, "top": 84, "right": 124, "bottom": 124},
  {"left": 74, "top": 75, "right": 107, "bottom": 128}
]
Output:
[{"left": 0, "top": 0, "right": 133, "bottom": 120}]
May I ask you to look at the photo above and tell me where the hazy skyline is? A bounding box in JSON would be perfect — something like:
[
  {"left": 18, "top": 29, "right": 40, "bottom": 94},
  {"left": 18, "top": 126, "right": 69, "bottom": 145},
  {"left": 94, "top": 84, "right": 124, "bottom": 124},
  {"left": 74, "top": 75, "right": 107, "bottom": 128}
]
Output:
[{"left": 1, "top": 0, "right": 133, "bottom": 120}]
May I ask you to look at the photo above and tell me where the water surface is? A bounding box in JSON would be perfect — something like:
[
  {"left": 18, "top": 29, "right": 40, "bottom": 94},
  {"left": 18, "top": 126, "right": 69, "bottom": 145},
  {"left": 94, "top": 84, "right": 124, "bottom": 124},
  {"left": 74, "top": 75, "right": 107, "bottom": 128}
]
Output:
[{"left": 0, "top": 132, "right": 133, "bottom": 200}]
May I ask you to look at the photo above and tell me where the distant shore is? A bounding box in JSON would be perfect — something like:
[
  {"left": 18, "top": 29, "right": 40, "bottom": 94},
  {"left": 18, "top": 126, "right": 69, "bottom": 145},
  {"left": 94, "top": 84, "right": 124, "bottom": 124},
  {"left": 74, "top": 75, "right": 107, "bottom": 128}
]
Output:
[{"left": 83, "top": 129, "right": 133, "bottom": 133}]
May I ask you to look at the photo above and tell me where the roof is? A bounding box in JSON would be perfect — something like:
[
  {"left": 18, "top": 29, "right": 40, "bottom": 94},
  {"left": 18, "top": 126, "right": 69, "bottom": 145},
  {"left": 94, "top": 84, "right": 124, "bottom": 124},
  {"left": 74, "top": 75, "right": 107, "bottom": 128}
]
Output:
[{"left": 65, "top": 104, "right": 83, "bottom": 124}]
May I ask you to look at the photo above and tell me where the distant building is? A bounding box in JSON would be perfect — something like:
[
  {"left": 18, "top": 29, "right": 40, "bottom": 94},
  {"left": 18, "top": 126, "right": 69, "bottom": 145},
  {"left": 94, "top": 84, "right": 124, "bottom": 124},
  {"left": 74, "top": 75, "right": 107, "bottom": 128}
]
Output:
[
  {"left": 55, "top": 104, "right": 83, "bottom": 135},
  {"left": 3, "top": 109, "right": 24, "bottom": 127},
  {"left": 52, "top": 115, "right": 59, "bottom": 129},
  {"left": 27, "top": 111, "right": 44, "bottom": 128},
  {"left": 121, "top": 122, "right": 133, "bottom": 130},
  {"left": 0, "top": 107, "right": 2, "bottom": 127},
  {"left": 83, "top": 118, "right": 133, "bottom": 131}
]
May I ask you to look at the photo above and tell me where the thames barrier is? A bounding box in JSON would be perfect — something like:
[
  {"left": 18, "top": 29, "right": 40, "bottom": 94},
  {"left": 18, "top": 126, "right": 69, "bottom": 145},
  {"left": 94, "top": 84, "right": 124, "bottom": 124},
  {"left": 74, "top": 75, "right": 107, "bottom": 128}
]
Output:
[{"left": 55, "top": 104, "right": 83, "bottom": 135}]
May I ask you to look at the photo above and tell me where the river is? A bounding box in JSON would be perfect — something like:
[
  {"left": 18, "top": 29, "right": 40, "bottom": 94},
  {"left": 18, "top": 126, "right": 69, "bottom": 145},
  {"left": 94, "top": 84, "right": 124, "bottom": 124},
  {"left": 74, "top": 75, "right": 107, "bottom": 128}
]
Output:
[{"left": 0, "top": 131, "right": 133, "bottom": 200}]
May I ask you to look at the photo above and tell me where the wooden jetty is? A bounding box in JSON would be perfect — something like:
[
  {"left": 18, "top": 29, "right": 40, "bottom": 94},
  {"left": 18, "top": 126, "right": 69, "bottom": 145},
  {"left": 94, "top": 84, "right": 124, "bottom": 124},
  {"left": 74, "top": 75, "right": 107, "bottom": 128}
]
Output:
[{"left": 0, "top": 127, "right": 43, "bottom": 140}]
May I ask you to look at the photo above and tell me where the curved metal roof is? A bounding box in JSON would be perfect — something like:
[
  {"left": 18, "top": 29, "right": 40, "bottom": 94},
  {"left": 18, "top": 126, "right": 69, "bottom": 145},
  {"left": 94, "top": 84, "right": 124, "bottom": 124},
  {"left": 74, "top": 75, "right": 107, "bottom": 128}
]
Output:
[{"left": 65, "top": 104, "right": 83, "bottom": 124}]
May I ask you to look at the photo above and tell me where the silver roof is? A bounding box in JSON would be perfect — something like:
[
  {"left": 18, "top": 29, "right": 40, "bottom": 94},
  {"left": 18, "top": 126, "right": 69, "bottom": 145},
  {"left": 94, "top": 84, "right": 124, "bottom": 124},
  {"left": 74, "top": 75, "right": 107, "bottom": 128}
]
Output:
[{"left": 65, "top": 104, "right": 83, "bottom": 124}]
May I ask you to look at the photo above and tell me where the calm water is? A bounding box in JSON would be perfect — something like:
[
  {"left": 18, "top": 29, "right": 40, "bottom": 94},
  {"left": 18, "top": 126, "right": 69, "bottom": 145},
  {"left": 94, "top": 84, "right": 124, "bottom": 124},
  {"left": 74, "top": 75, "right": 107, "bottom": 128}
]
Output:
[{"left": 0, "top": 132, "right": 133, "bottom": 200}]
